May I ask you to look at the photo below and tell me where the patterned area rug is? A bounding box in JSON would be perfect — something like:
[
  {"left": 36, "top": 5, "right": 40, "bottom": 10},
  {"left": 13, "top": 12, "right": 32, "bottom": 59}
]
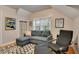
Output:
[{"left": 0, "top": 43, "right": 35, "bottom": 54}]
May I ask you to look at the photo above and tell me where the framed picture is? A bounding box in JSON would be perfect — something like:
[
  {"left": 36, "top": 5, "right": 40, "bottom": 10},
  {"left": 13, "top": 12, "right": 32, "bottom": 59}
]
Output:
[
  {"left": 55, "top": 18, "right": 64, "bottom": 28},
  {"left": 5, "top": 17, "right": 16, "bottom": 30}
]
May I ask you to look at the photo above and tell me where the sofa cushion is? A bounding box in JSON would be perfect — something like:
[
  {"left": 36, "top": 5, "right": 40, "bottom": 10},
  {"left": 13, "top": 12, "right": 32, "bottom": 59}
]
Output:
[
  {"left": 16, "top": 37, "right": 30, "bottom": 42},
  {"left": 31, "top": 31, "right": 42, "bottom": 36},
  {"left": 16, "top": 37, "right": 31, "bottom": 46},
  {"left": 42, "top": 31, "right": 51, "bottom": 37},
  {"left": 31, "top": 36, "right": 48, "bottom": 41}
]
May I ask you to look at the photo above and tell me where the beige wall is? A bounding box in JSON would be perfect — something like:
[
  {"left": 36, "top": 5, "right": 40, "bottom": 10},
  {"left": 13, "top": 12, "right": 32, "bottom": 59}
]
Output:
[
  {"left": 73, "top": 17, "right": 79, "bottom": 48},
  {"left": 0, "top": 6, "right": 31, "bottom": 44},
  {"left": 0, "top": 7, "right": 2, "bottom": 44},
  {"left": 1, "top": 6, "right": 18, "bottom": 44},
  {"left": 31, "top": 9, "right": 73, "bottom": 39}
]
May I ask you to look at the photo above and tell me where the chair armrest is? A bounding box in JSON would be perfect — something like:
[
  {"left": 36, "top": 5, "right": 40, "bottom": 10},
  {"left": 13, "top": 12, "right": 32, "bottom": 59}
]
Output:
[
  {"left": 47, "top": 35, "right": 52, "bottom": 42},
  {"left": 59, "top": 47, "right": 64, "bottom": 51},
  {"left": 47, "top": 35, "right": 52, "bottom": 39},
  {"left": 52, "top": 38, "right": 57, "bottom": 42}
]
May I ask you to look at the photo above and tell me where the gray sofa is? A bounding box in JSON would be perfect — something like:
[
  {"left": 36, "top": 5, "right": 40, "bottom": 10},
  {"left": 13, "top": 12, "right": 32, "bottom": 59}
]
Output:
[
  {"left": 16, "top": 30, "right": 52, "bottom": 46},
  {"left": 16, "top": 30, "right": 53, "bottom": 54}
]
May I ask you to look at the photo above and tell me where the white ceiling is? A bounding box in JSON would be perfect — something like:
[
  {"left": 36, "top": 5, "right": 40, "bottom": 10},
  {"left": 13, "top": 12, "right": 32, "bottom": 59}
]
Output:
[
  {"left": 51, "top": 5, "right": 79, "bottom": 19},
  {"left": 7, "top": 5, "right": 51, "bottom": 13},
  {"left": 7, "top": 5, "right": 79, "bottom": 19},
  {"left": 68, "top": 5, "right": 79, "bottom": 10}
]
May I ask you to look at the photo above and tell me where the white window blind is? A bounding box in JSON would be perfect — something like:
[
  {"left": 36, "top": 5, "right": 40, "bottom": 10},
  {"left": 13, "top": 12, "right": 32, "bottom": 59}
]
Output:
[{"left": 32, "top": 17, "right": 51, "bottom": 31}]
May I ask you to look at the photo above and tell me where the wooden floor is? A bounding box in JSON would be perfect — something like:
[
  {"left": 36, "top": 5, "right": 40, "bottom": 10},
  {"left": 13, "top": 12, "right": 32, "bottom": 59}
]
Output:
[{"left": 66, "top": 47, "right": 75, "bottom": 54}]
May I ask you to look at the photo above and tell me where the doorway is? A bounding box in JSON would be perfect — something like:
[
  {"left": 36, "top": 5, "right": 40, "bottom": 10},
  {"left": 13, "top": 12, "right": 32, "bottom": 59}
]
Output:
[{"left": 19, "top": 21, "right": 27, "bottom": 37}]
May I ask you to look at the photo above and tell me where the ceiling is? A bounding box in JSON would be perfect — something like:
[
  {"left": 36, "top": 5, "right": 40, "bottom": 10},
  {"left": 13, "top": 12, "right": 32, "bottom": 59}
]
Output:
[
  {"left": 7, "top": 5, "right": 79, "bottom": 19},
  {"left": 51, "top": 5, "right": 79, "bottom": 19},
  {"left": 68, "top": 5, "right": 79, "bottom": 10},
  {"left": 7, "top": 5, "right": 51, "bottom": 13}
]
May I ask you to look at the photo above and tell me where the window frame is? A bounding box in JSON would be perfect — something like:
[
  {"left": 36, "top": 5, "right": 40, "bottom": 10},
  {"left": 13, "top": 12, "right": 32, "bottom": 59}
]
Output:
[{"left": 32, "top": 17, "right": 51, "bottom": 31}]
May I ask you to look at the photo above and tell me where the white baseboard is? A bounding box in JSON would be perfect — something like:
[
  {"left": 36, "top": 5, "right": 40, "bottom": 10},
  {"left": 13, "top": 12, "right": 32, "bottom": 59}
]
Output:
[{"left": 0, "top": 40, "right": 16, "bottom": 48}]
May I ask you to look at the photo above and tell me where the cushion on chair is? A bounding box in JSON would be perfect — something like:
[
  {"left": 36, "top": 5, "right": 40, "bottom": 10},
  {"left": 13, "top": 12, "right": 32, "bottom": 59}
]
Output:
[
  {"left": 48, "top": 43, "right": 67, "bottom": 52},
  {"left": 48, "top": 43, "right": 60, "bottom": 51},
  {"left": 56, "top": 30, "right": 73, "bottom": 47}
]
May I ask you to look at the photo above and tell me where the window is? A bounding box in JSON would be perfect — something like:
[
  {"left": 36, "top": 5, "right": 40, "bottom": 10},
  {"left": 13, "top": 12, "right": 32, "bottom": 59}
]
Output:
[{"left": 32, "top": 17, "right": 51, "bottom": 31}]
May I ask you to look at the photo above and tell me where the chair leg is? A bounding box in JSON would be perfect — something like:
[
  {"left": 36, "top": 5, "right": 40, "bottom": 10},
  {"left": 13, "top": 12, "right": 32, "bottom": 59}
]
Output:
[{"left": 55, "top": 51, "right": 61, "bottom": 54}]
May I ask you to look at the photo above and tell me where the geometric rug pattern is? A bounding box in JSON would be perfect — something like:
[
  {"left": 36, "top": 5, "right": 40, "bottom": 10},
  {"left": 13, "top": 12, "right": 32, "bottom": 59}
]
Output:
[{"left": 0, "top": 43, "right": 35, "bottom": 54}]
